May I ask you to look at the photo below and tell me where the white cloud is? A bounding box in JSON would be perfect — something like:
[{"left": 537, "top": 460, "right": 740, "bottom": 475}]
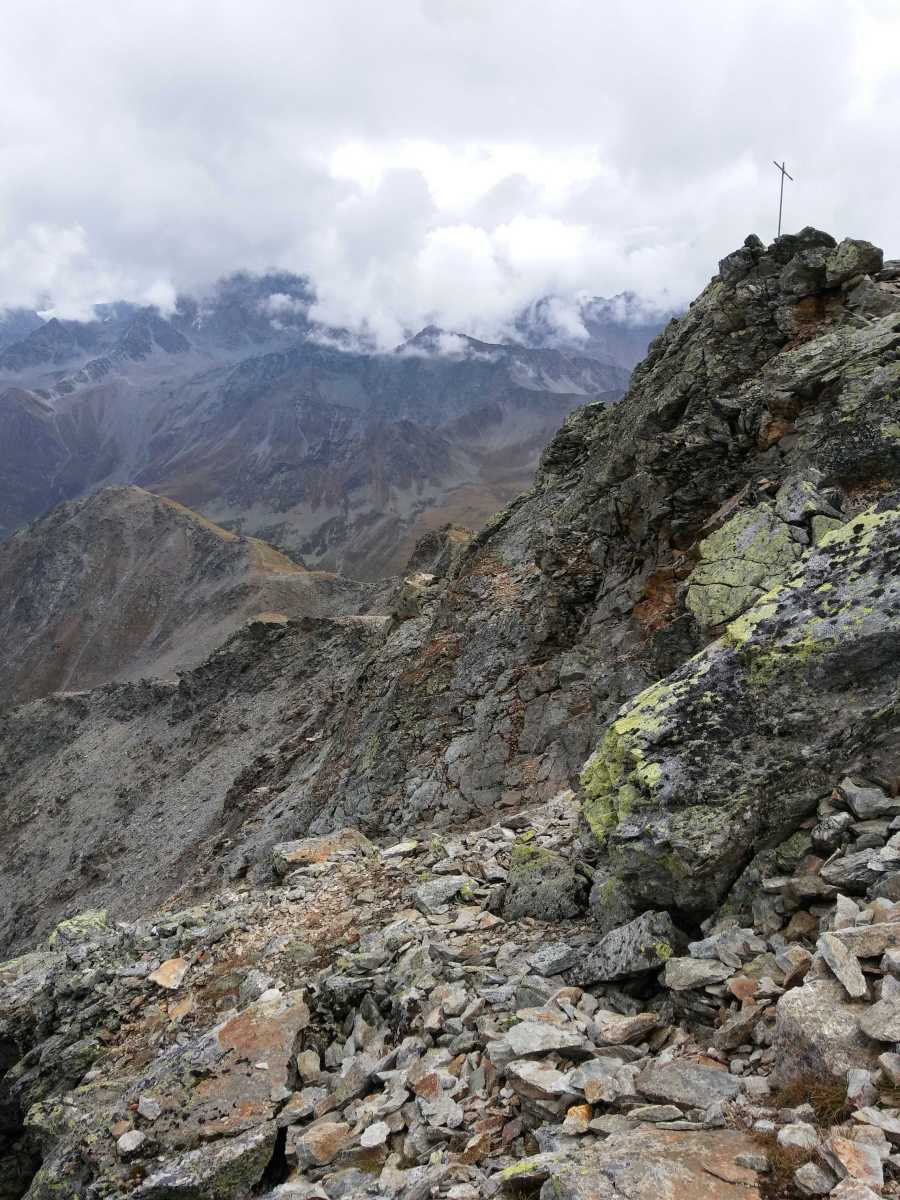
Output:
[{"left": 0, "top": 0, "right": 897, "bottom": 345}]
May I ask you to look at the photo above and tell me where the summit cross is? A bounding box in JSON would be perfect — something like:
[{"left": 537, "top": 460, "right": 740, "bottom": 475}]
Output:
[{"left": 773, "top": 159, "right": 794, "bottom": 238}]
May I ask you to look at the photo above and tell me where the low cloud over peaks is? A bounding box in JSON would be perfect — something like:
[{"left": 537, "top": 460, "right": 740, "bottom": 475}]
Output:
[{"left": 0, "top": 1, "right": 898, "bottom": 344}]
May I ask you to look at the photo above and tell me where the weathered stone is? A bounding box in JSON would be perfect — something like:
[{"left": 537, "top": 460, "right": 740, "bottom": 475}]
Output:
[
  {"left": 133, "top": 1124, "right": 276, "bottom": 1198},
  {"left": 714, "top": 1003, "right": 761, "bottom": 1052},
  {"left": 688, "top": 927, "right": 766, "bottom": 968},
  {"left": 528, "top": 942, "right": 579, "bottom": 976},
  {"left": 593, "top": 1010, "right": 659, "bottom": 1045},
  {"left": 505, "top": 1021, "right": 587, "bottom": 1058},
  {"left": 846, "top": 1069, "right": 877, "bottom": 1110},
  {"left": 833, "top": 922, "right": 900, "bottom": 959},
  {"left": 567, "top": 1059, "right": 633, "bottom": 1104},
  {"left": 663, "top": 957, "right": 732, "bottom": 991},
  {"left": 818, "top": 932, "right": 867, "bottom": 999},
  {"left": 828, "top": 1183, "right": 881, "bottom": 1200},
  {"left": 574, "top": 911, "right": 683, "bottom": 984},
  {"left": 777, "top": 1122, "right": 819, "bottom": 1152},
  {"left": 535, "top": 1126, "right": 762, "bottom": 1199},
  {"left": 501, "top": 842, "right": 587, "bottom": 921},
  {"left": 137, "top": 1095, "right": 162, "bottom": 1121},
  {"left": 561, "top": 1103, "right": 592, "bottom": 1134},
  {"left": 793, "top": 1161, "right": 837, "bottom": 1195},
  {"left": 117, "top": 1129, "right": 146, "bottom": 1159},
  {"left": 825, "top": 238, "right": 884, "bottom": 287},
  {"left": 839, "top": 777, "right": 900, "bottom": 820},
  {"left": 776, "top": 944, "right": 812, "bottom": 988},
  {"left": 287, "top": 1121, "right": 352, "bottom": 1167},
  {"left": 821, "top": 1134, "right": 883, "bottom": 1191},
  {"left": 360, "top": 1120, "right": 390, "bottom": 1148},
  {"left": 851, "top": 1107, "right": 900, "bottom": 1143},
  {"left": 272, "top": 829, "right": 375, "bottom": 875},
  {"left": 635, "top": 1060, "right": 742, "bottom": 1107},
  {"left": 414, "top": 875, "right": 471, "bottom": 913},
  {"left": 506, "top": 1059, "right": 573, "bottom": 1101},
  {"left": 859, "top": 997, "right": 900, "bottom": 1042},
  {"left": 773, "top": 978, "right": 881, "bottom": 1081},
  {"left": 148, "top": 957, "right": 190, "bottom": 990}
]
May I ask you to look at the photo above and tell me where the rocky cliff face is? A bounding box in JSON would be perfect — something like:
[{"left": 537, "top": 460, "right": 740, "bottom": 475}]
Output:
[{"left": 2, "top": 230, "right": 900, "bottom": 1199}]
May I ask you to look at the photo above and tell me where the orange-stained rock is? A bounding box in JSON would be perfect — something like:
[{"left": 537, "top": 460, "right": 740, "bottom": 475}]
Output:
[
  {"left": 272, "top": 829, "right": 375, "bottom": 875},
  {"left": 148, "top": 958, "right": 190, "bottom": 990}
]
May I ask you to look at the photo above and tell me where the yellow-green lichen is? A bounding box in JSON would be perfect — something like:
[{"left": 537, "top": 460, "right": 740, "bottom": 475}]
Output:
[
  {"left": 686, "top": 504, "right": 800, "bottom": 627},
  {"left": 509, "top": 840, "right": 561, "bottom": 871}
]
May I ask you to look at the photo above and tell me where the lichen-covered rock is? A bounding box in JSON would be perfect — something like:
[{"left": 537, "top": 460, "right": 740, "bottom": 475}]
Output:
[
  {"left": 47, "top": 910, "right": 112, "bottom": 948},
  {"left": 501, "top": 840, "right": 588, "bottom": 921},
  {"left": 581, "top": 497, "right": 900, "bottom": 918},
  {"left": 132, "top": 1123, "right": 276, "bottom": 1198},
  {"left": 573, "top": 910, "right": 683, "bottom": 984},
  {"left": 685, "top": 503, "right": 800, "bottom": 628},
  {"left": 825, "top": 238, "right": 884, "bottom": 287}
]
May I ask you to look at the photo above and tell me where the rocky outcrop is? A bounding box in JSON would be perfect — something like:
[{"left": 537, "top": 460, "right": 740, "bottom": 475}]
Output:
[
  {"left": 3, "top": 230, "right": 900, "bottom": 952},
  {"left": 3, "top": 230, "right": 900, "bottom": 1197},
  {"left": 582, "top": 494, "right": 900, "bottom": 919}
]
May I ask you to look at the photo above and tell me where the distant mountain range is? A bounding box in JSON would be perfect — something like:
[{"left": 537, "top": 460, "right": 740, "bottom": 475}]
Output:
[{"left": 0, "top": 274, "right": 669, "bottom": 577}]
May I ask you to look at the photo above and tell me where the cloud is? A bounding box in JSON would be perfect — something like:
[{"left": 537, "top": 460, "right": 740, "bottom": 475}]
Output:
[{"left": 0, "top": 0, "right": 897, "bottom": 344}]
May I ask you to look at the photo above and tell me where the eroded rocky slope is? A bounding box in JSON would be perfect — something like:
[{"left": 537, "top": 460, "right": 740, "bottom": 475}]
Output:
[
  {"left": 0, "top": 486, "right": 372, "bottom": 707},
  {"left": 2, "top": 229, "right": 900, "bottom": 1198}
]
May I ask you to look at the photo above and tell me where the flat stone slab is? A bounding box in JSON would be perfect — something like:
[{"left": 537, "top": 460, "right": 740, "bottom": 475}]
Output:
[
  {"left": 532, "top": 1126, "right": 762, "bottom": 1199},
  {"left": 833, "top": 922, "right": 900, "bottom": 958},
  {"left": 663, "top": 956, "right": 733, "bottom": 990},
  {"left": 860, "top": 997, "right": 900, "bottom": 1042},
  {"left": 272, "top": 828, "right": 375, "bottom": 874},
  {"left": 635, "top": 1060, "right": 743, "bottom": 1107}
]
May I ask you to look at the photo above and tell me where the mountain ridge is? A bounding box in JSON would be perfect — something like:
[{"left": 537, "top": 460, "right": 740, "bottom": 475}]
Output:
[
  {"left": 0, "top": 485, "right": 373, "bottom": 707},
  {"left": 5, "top": 230, "right": 900, "bottom": 1199}
]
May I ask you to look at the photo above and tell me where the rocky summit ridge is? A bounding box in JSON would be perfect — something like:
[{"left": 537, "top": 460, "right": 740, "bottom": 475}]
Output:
[{"left": 2, "top": 228, "right": 900, "bottom": 1198}]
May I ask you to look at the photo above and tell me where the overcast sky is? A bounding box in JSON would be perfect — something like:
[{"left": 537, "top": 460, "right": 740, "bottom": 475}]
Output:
[{"left": 0, "top": 0, "right": 897, "bottom": 344}]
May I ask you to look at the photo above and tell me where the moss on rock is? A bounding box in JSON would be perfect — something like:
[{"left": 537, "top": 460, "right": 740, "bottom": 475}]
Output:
[{"left": 580, "top": 496, "right": 900, "bottom": 919}]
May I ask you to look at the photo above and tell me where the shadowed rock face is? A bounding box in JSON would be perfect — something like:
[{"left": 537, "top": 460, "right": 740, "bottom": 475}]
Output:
[{"left": 0, "top": 486, "right": 371, "bottom": 707}]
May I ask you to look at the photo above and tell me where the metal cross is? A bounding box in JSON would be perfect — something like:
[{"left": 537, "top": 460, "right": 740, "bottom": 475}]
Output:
[{"left": 773, "top": 160, "right": 794, "bottom": 238}]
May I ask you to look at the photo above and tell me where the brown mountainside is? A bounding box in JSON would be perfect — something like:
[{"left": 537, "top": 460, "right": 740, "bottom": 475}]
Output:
[{"left": 0, "top": 486, "right": 372, "bottom": 707}]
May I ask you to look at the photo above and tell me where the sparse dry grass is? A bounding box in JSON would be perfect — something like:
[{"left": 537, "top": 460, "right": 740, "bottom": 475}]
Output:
[
  {"left": 751, "top": 1133, "right": 814, "bottom": 1200},
  {"left": 771, "top": 1072, "right": 851, "bottom": 1126},
  {"left": 745, "top": 1072, "right": 851, "bottom": 1200}
]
